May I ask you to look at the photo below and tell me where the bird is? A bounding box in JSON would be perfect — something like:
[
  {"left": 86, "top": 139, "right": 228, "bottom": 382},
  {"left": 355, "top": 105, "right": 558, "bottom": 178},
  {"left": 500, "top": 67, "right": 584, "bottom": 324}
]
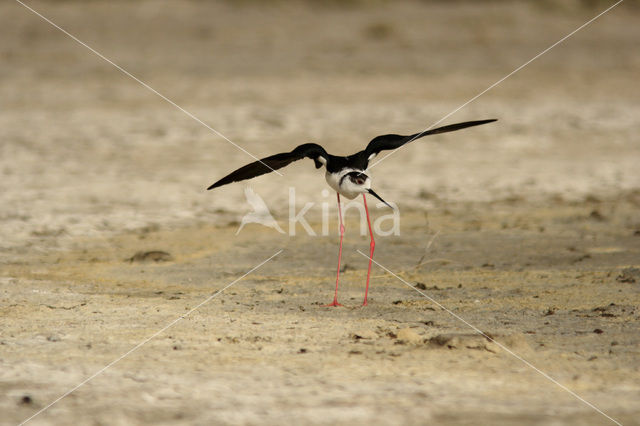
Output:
[
  {"left": 207, "top": 119, "right": 497, "bottom": 307},
  {"left": 236, "top": 187, "right": 285, "bottom": 235}
]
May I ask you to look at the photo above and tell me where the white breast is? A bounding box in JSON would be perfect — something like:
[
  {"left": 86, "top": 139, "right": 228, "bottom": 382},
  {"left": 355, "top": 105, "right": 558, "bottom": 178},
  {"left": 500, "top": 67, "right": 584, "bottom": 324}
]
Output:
[
  {"left": 325, "top": 170, "right": 342, "bottom": 193},
  {"left": 325, "top": 168, "right": 369, "bottom": 200}
]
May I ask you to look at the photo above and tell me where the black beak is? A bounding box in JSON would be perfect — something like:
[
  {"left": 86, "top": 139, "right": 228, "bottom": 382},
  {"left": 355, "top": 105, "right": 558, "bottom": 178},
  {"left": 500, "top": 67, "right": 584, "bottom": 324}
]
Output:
[{"left": 367, "top": 189, "right": 393, "bottom": 209}]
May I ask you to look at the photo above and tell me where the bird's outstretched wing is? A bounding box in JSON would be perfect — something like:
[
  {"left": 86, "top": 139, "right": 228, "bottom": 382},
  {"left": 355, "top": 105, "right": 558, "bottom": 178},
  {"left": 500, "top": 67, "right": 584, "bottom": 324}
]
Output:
[
  {"left": 207, "top": 143, "right": 328, "bottom": 190},
  {"left": 364, "top": 119, "right": 497, "bottom": 159}
]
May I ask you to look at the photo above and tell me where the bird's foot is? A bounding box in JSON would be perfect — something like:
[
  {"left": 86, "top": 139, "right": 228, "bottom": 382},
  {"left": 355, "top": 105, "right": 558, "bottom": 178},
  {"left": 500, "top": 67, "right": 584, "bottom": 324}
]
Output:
[{"left": 322, "top": 299, "right": 344, "bottom": 307}]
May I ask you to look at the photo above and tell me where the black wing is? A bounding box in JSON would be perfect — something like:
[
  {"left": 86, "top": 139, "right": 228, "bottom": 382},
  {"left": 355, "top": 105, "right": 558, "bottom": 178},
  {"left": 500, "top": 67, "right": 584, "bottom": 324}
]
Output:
[
  {"left": 364, "top": 119, "right": 497, "bottom": 158},
  {"left": 207, "top": 143, "right": 328, "bottom": 190}
]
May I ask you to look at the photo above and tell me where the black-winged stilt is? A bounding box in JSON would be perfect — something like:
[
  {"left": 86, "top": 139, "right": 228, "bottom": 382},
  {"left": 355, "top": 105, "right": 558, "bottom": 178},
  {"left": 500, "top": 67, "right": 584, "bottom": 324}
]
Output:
[{"left": 207, "top": 119, "right": 497, "bottom": 306}]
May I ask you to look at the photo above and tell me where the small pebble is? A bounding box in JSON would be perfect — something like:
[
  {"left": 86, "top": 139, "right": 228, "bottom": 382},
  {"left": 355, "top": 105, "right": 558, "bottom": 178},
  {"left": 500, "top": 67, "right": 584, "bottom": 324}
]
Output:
[
  {"left": 127, "top": 251, "right": 173, "bottom": 263},
  {"left": 352, "top": 330, "right": 377, "bottom": 340}
]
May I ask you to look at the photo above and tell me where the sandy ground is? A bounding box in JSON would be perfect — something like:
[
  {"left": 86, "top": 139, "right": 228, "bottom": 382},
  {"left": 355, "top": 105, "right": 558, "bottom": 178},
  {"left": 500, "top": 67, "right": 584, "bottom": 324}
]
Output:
[{"left": 1, "top": 1, "right": 639, "bottom": 425}]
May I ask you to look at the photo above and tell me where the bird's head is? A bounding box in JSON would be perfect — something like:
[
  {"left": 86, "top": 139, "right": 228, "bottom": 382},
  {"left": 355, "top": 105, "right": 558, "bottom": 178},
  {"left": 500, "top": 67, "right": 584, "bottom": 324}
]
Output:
[{"left": 340, "top": 171, "right": 392, "bottom": 208}]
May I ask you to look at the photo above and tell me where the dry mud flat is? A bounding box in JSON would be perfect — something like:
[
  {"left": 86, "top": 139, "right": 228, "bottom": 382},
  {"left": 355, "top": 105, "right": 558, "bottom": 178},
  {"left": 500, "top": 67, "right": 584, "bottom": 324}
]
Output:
[
  {"left": 2, "top": 199, "right": 640, "bottom": 425},
  {"left": 1, "top": 0, "right": 640, "bottom": 424}
]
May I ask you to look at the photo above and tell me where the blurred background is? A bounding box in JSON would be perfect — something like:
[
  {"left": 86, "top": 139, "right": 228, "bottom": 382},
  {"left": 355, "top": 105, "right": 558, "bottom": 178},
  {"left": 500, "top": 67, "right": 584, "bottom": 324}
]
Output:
[{"left": 1, "top": 0, "right": 638, "bottom": 251}]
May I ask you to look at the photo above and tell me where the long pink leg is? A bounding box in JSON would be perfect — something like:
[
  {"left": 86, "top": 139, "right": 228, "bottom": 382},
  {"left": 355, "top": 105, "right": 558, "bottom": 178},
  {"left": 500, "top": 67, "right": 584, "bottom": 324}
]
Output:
[
  {"left": 362, "top": 194, "right": 375, "bottom": 306},
  {"left": 324, "top": 192, "right": 344, "bottom": 307}
]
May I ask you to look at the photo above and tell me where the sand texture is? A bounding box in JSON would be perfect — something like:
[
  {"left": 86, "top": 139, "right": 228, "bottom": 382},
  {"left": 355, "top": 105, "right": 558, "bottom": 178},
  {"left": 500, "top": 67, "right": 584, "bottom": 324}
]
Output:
[{"left": 1, "top": 1, "right": 639, "bottom": 425}]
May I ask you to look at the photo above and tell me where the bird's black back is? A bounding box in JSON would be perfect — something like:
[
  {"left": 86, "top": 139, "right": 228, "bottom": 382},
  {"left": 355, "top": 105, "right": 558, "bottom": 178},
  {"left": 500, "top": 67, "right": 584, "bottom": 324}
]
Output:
[{"left": 324, "top": 153, "right": 369, "bottom": 173}]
